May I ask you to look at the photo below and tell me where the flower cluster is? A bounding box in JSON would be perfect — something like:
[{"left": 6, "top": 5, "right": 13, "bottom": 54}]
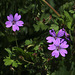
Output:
[
  {"left": 5, "top": 13, "right": 24, "bottom": 32},
  {"left": 46, "top": 28, "right": 70, "bottom": 58}
]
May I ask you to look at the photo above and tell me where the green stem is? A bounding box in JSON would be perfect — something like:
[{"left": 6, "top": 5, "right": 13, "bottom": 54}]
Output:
[
  {"left": 19, "top": 56, "right": 34, "bottom": 64},
  {"left": 23, "top": 59, "right": 34, "bottom": 65},
  {"left": 15, "top": 33, "right": 18, "bottom": 47}
]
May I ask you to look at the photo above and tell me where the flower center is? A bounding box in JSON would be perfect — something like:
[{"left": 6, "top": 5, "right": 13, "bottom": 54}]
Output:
[
  {"left": 56, "top": 46, "right": 60, "bottom": 50},
  {"left": 54, "top": 37, "right": 57, "bottom": 39},
  {"left": 12, "top": 20, "right": 16, "bottom": 25}
]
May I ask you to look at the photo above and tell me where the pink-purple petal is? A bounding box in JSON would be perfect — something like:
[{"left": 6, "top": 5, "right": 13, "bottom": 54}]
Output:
[
  {"left": 14, "top": 13, "right": 21, "bottom": 21},
  {"left": 57, "top": 29, "right": 64, "bottom": 37},
  {"left": 6, "top": 24, "right": 12, "bottom": 28},
  {"left": 5, "top": 21, "right": 12, "bottom": 28},
  {"left": 65, "top": 32, "right": 70, "bottom": 37},
  {"left": 16, "top": 26, "right": 19, "bottom": 31},
  {"left": 60, "top": 41, "right": 69, "bottom": 48},
  {"left": 7, "top": 14, "right": 13, "bottom": 21},
  {"left": 16, "top": 21, "right": 24, "bottom": 26},
  {"left": 65, "top": 32, "right": 70, "bottom": 40},
  {"left": 46, "top": 36, "right": 55, "bottom": 43},
  {"left": 65, "top": 37, "right": 70, "bottom": 40},
  {"left": 60, "top": 39, "right": 64, "bottom": 43},
  {"left": 49, "top": 29, "right": 56, "bottom": 37},
  {"left": 54, "top": 38, "right": 60, "bottom": 46},
  {"left": 48, "top": 44, "right": 56, "bottom": 50},
  {"left": 52, "top": 50, "right": 59, "bottom": 58},
  {"left": 59, "top": 49, "right": 68, "bottom": 57},
  {"left": 12, "top": 25, "right": 19, "bottom": 32}
]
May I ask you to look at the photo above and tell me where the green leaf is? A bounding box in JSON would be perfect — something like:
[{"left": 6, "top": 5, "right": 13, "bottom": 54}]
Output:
[
  {"left": 25, "top": 39, "right": 32, "bottom": 45},
  {"left": 59, "top": 1, "right": 74, "bottom": 13},
  {"left": 40, "top": 13, "right": 50, "bottom": 20},
  {"left": 58, "top": 18, "right": 64, "bottom": 24},
  {"left": 27, "top": 44, "right": 34, "bottom": 49},
  {"left": 5, "top": 48, "right": 12, "bottom": 55},
  {"left": 3, "top": 57, "right": 13, "bottom": 66},
  {"left": 18, "top": 4, "right": 35, "bottom": 14},
  {"left": 40, "top": 22, "right": 48, "bottom": 30},
  {"left": 34, "top": 45, "right": 39, "bottom": 50},
  {"left": 64, "top": 11, "right": 72, "bottom": 21},
  {"left": 64, "top": 11, "right": 73, "bottom": 29},
  {"left": 50, "top": 24, "right": 59, "bottom": 31},
  {"left": 12, "top": 47, "right": 25, "bottom": 55},
  {"left": 73, "top": 14, "right": 75, "bottom": 19},
  {"left": 33, "top": 21, "right": 49, "bottom": 32},
  {"left": 51, "top": 66, "right": 71, "bottom": 75},
  {"left": 33, "top": 24, "right": 40, "bottom": 32},
  {"left": 66, "top": 22, "right": 72, "bottom": 29},
  {"left": 12, "top": 61, "right": 18, "bottom": 67},
  {"left": 69, "top": 10, "right": 75, "bottom": 14}
]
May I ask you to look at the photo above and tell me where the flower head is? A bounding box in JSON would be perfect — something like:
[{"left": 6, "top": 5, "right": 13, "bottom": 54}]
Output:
[
  {"left": 46, "top": 29, "right": 65, "bottom": 43},
  {"left": 5, "top": 13, "right": 24, "bottom": 32},
  {"left": 48, "top": 38, "right": 69, "bottom": 58},
  {"left": 49, "top": 29, "right": 65, "bottom": 38}
]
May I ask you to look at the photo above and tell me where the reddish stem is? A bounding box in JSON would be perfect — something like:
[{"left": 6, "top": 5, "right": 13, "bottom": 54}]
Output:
[{"left": 43, "top": 0, "right": 60, "bottom": 17}]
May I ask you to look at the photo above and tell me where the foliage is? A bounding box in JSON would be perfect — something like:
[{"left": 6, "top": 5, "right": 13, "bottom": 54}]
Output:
[{"left": 0, "top": 0, "right": 75, "bottom": 75}]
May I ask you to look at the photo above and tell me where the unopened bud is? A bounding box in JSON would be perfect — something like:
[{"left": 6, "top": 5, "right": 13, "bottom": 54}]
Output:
[
  {"left": 42, "top": 18, "right": 45, "bottom": 23},
  {"left": 35, "top": 17, "right": 40, "bottom": 21},
  {"left": 10, "top": 66, "right": 15, "bottom": 71},
  {"left": 47, "top": 58, "right": 50, "bottom": 61},
  {"left": 19, "top": 56, "right": 24, "bottom": 60},
  {"left": 32, "top": 53, "right": 37, "bottom": 56}
]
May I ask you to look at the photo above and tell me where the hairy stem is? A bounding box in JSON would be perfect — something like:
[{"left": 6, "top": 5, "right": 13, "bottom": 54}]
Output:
[
  {"left": 43, "top": 0, "right": 60, "bottom": 17},
  {"left": 14, "top": 32, "right": 18, "bottom": 47},
  {"left": 23, "top": 59, "right": 34, "bottom": 65},
  {"left": 19, "top": 56, "right": 34, "bottom": 64}
]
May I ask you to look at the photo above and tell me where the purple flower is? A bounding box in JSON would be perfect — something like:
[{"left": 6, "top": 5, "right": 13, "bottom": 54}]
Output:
[
  {"left": 62, "top": 28, "right": 70, "bottom": 40},
  {"left": 5, "top": 13, "right": 24, "bottom": 32},
  {"left": 46, "top": 36, "right": 55, "bottom": 43},
  {"left": 65, "top": 32, "right": 70, "bottom": 40},
  {"left": 48, "top": 38, "right": 69, "bottom": 58},
  {"left": 49, "top": 29, "right": 65, "bottom": 38},
  {"left": 46, "top": 29, "right": 65, "bottom": 43}
]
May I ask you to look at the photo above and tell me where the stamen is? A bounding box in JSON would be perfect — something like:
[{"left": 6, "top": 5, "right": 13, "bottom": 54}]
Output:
[
  {"left": 12, "top": 20, "right": 16, "bottom": 25},
  {"left": 57, "top": 46, "right": 60, "bottom": 50}
]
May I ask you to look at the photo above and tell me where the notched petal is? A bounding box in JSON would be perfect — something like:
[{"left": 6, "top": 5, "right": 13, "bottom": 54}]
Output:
[
  {"left": 16, "top": 21, "right": 24, "bottom": 26},
  {"left": 14, "top": 13, "right": 21, "bottom": 21},
  {"left": 57, "top": 29, "right": 65, "bottom": 37},
  {"left": 49, "top": 29, "right": 56, "bottom": 37},
  {"left": 12, "top": 25, "right": 19, "bottom": 32},
  {"left": 52, "top": 50, "right": 59, "bottom": 58},
  {"left": 48, "top": 44, "right": 56, "bottom": 50},
  {"left": 7, "top": 14, "right": 13, "bottom": 21},
  {"left": 59, "top": 49, "right": 68, "bottom": 57},
  {"left": 60, "top": 41, "right": 69, "bottom": 48},
  {"left": 46, "top": 36, "right": 55, "bottom": 43},
  {"left": 5, "top": 21, "right": 12, "bottom": 28}
]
